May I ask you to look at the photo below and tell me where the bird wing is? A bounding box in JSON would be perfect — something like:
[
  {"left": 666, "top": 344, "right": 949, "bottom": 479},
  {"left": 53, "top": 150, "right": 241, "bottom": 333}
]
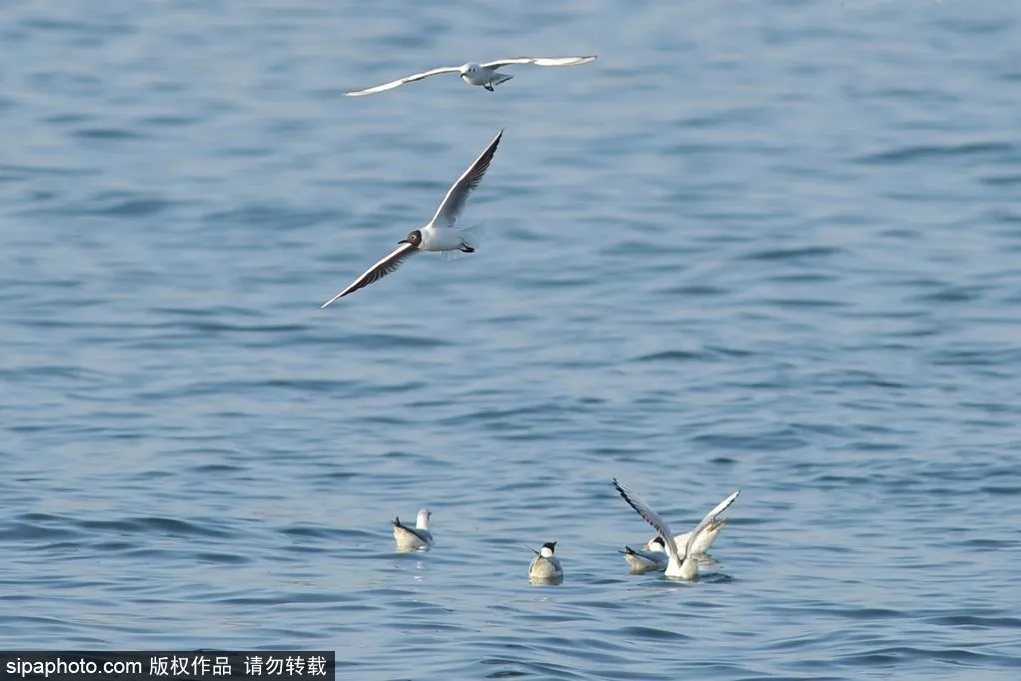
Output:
[
  {"left": 343, "top": 66, "right": 461, "bottom": 96},
  {"left": 430, "top": 130, "right": 503, "bottom": 228},
  {"left": 482, "top": 56, "right": 597, "bottom": 70},
  {"left": 320, "top": 241, "right": 417, "bottom": 308},
  {"left": 392, "top": 517, "right": 430, "bottom": 544},
  {"left": 613, "top": 479, "right": 680, "bottom": 565},
  {"left": 684, "top": 490, "right": 740, "bottom": 559}
]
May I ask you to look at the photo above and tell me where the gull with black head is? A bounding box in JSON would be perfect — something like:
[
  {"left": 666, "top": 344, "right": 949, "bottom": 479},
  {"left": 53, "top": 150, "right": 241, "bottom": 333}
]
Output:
[
  {"left": 321, "top": 130, "right": 502, "bottom": 306},
  {"left": 613, "top": 479, "right": 739, "bottom": 581},
  {"left": 528, "top": 541, "right": 564, "bottom": 584},
  {"left": 621, "top": 536, "right": 669, "bottom": 573}
]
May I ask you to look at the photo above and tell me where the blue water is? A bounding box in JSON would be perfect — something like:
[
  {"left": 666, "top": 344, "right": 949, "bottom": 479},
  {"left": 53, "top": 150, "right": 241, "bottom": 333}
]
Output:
[{"left": 2, "top": 0, "right": 1020, "bottom": 678}]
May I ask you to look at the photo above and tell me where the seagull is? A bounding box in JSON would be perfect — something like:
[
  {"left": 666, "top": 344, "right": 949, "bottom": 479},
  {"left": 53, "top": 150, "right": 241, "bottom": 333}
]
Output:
[
  {"left": 613, "top": 479, "right": 740, "bottom": 581},
  {"left": 392, "top": 508, "right": 433, "bottom": 552},
  {"left": 621, "top": 537, "right": 669, "bottom": 573},
  {"left": 643, "top": 490, "right": 740, "bottom": 556},
  {"left": 528, "top": 541, "right": 564, "bottom": 583},
  {"left": 320, "top": 130, "right": 502, "bottom": 307},
  {"left": 343, "top": 56, "right": 598, "bottom": 96}
]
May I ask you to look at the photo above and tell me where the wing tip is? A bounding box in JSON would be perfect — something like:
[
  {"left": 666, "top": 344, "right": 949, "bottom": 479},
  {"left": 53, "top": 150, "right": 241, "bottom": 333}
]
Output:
[{"left": 612, "top": 477, "right": 631, "bottom": 503}]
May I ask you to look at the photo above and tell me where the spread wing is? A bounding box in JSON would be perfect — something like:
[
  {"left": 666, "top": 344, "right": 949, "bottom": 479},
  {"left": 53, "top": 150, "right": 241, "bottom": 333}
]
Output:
[
  {"left": 613, "top": 479, "right": 680, "bottom": 565},
  {"left": 430, "top": 130, "right": 502, "bottom": 228},
  {"left": 320, "top": 241, "right": 417, "bottom": 308},
  {"left": 343, "top": 66, "right": 461, "bottom": 96},
  {"left": 482, "top": 56, "right": 597, "bottom": 70},
  {"left": 684, "top": 490, "right": 740, "bottom": 558}
]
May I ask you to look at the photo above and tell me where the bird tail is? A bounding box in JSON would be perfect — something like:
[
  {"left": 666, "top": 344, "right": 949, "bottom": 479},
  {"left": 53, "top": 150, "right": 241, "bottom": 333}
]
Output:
[
  {"left": 490, "top": 73, "right": 514, "bottom": 88},
  {"left": 459, "top": 221, "right": 486, "bottom": 248},
  {"left": 441, "top": 222, "right": 486, "bottom": 260}
]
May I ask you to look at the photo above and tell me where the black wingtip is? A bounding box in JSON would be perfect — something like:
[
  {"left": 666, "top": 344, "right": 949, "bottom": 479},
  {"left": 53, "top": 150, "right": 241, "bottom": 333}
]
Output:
[
  {"left": 613, "top": 478, "right": 641, "bottom": 517},
  {"left": 392, "top": 516, "right": 403, "bottom": 528}
]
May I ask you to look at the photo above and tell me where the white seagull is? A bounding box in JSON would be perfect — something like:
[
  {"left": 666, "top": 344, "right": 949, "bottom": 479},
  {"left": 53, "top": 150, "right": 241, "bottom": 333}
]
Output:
[
  {"left": 643, "top": 490, "right": 740, "bottom": 556},
  {"left": 621, "top": 537, "right": 669, "bottom": 573},
  {"left": 392, "top": 508, "right": 433, "bottom": 552},
  {"left": 528, "top": 541, "right": 564, "bottom": 584},
  {"left": 343, "top": 56, "right": 598, "bottom": 96},
  {"left": 320, "top": 130, "right": 502, "bottom": 307},
  {"left": 613, "top": 479, "right": 740, "bottom": 581}
]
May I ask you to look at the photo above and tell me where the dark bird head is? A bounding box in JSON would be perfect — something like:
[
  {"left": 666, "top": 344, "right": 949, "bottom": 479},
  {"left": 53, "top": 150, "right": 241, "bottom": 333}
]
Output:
[{"left": 400, "top": 229, "right": 422, "bottom": 246}]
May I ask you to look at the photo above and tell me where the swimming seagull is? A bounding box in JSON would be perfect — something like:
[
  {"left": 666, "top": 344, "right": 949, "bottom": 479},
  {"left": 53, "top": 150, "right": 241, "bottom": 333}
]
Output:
[
  {"left": 528, "top": 541, "right": 564, "bottom": 583},
  {"left": 613, "top": 479, "right": 739, "bottom": 581},
  {"left": 343, "top": 56, "right": 598, "bottom": 96},
  {"left": 621, "top": 536, "right": 669, "bottom": 573},
  {"left": 643, "top": 490, "right": 740, "bottom": 556},
  {"left": 392, "top": 508, "right": 433, "bottom": 552},
  {"left": 320, "top": 130, "right": 502, "bottom": 307}
]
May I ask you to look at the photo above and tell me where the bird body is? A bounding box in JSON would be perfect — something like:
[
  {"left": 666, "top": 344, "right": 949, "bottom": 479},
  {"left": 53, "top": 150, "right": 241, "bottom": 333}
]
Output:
[
  {"left": 621, "top": 538, "right": 669, "bottom": 573},
  {"left": 392, "top": 508, "right": 433, "bottom": 551},
  {"left": 528, "top": 542, "right": 564, "bottom": 583}
]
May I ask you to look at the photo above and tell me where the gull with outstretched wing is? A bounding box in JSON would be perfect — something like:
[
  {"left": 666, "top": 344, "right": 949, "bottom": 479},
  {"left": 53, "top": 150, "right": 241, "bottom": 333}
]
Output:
[{"left": 343, "top": 56, "right": 597, "bottom": 96}]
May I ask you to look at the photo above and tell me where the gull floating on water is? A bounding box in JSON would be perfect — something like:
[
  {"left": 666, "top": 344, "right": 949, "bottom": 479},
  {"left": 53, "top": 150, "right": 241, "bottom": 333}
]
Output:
[
  {"left": 621, "top": 536, "right": 669, "bottom": 573},
  {"left": 528, "top": 541, "right": 564, "bottom": 584},
  {"left": 392, "top": 508, "right": 433, "bottom": 552},
  {"left": 320, "top": 130, "right": 502, "bottom": 306},
  {"left": 643, "top": 490, "right": 740, "bottom": 556},
  {"left": 614, "top": 479, "right": 739, "bottom": 581},
  {"left": 343, "top": 56, "right": 598, "bottom": 96}
]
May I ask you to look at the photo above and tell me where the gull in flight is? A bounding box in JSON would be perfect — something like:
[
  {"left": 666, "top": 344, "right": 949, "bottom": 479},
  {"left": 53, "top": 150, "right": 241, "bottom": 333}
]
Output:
[
  {"left": 392, "top": 508, "right": 433, "bottom": 552},
  {"left": 343, "top": 56, "right": 598, "bottom": 96},
  {"left": 643, "top": 490, "right": 740, "bottom": 556},
  {"left": 613, "top": 479, "right": 740, "bottom": 581},
  {"left": 320, "top": 130, "right": 502, "bottom": 307},
  {"left": 528, "top": 541, "right": 564, "bottom": 584}
]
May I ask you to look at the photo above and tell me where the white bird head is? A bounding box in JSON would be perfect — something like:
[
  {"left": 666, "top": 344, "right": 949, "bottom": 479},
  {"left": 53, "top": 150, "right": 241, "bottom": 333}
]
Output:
[
  {"left": 416, "top": 508, "right": 431, "bottom": 528},
  {"left": 538, "top": 541, "right": 557, "bottom": 558},
  {"left": 460, "top": 62, "right": 481, "bottom": 77}
]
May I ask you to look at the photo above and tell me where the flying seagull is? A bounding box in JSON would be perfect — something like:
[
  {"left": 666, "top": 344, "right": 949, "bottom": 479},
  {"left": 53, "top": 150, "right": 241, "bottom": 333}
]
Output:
[
  {"left": 343, "top": 56, "right": 598, "bottom": 96},
  {"left": 320, "top": 130, "right": 502, "bottom": 307}
]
